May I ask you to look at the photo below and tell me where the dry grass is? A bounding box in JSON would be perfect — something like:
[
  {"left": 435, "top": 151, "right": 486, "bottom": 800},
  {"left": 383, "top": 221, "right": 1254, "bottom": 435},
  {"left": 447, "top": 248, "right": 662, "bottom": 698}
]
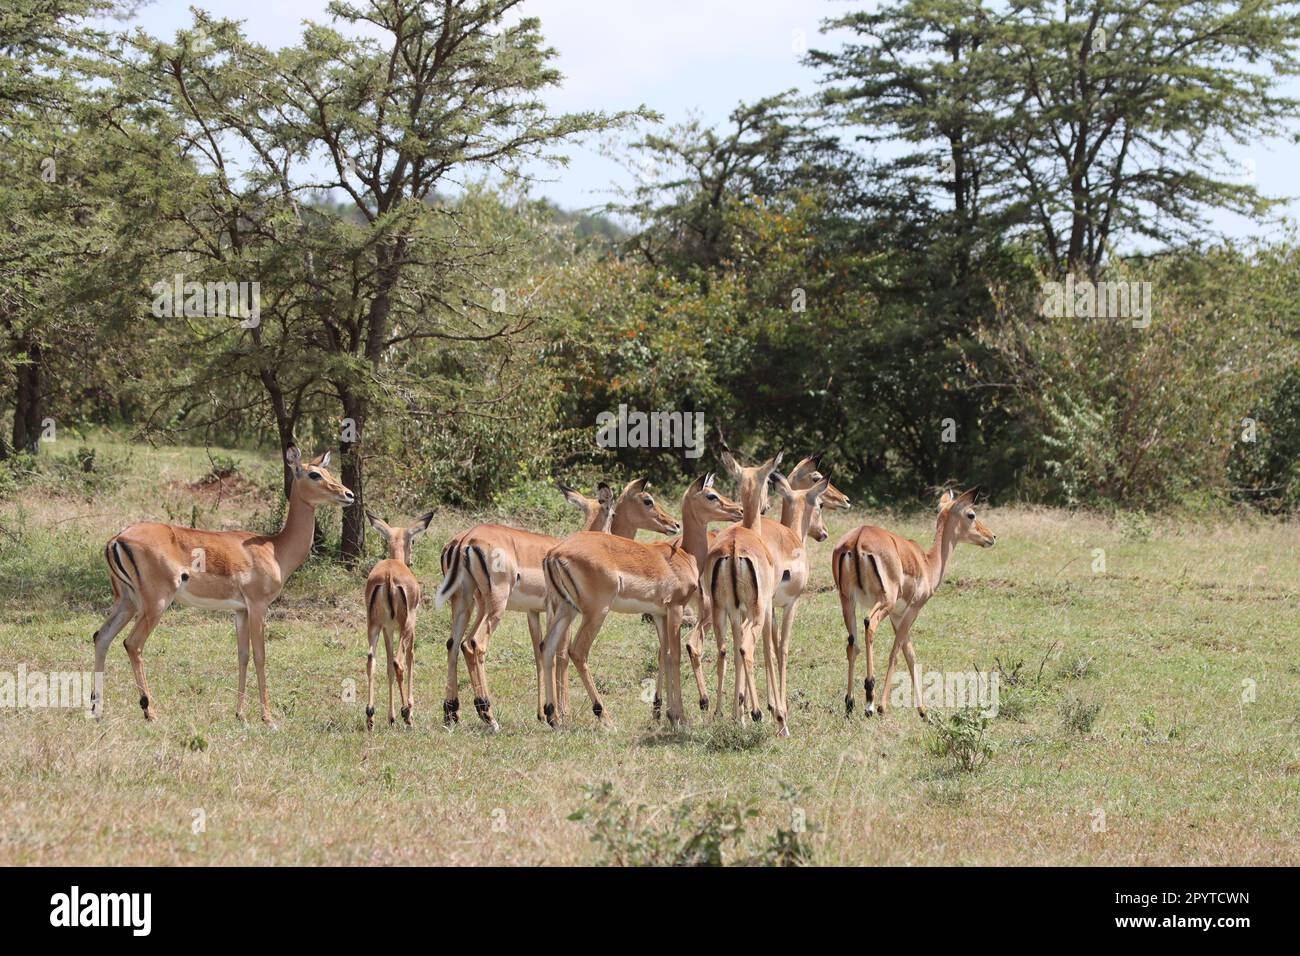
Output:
[{"left": 1, "top": 439, "right": 1298, "bottom": 865}]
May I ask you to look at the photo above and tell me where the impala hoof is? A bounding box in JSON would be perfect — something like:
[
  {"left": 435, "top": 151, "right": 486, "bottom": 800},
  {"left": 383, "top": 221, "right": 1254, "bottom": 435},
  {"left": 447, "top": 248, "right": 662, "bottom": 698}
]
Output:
[
  {"left": 443, "top": 698, "right": 459, "bottom": 725},
  {"left": 751, "top": 708, "right": 762, "bottom": 722},
  {"left": 699, "top": 696, "right": 709, "bottom": 711},
  {"left": 845, "top": 696, "right": 855, "bottom": 715}
]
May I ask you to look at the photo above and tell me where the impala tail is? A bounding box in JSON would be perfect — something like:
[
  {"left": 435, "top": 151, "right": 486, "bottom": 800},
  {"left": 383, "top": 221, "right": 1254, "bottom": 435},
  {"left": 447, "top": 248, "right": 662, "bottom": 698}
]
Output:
[{"left": 434, "top": 537, "right": 468, "bottom": 609}]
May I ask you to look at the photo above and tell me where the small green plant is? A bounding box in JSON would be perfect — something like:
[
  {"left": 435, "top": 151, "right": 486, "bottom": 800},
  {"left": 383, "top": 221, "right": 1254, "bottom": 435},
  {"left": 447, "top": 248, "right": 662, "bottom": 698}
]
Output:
[
  {"left": 925, "top": 708, "right": 995, "bottom": 772},
  {"left": 203, "top": 453, "right": 240, "bottom": 482},
  {"left": 1060, "top": 695, "right": 1101, "bottom": 734},
  {"left": 700, "top": 720, "right": 767, "bottom": 753},
  {"left": 1060, "top": 655, "right": 1094, "bottom": 680},
  {"left": 568, "top": 782, "right": 815, "bottom": 867}
]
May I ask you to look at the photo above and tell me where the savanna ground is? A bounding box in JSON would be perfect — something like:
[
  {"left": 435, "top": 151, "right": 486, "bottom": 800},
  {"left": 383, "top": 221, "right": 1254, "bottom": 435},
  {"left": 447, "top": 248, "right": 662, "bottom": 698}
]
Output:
[{"left": 1, "top": 439, "right": 1297, "bottom": 865}]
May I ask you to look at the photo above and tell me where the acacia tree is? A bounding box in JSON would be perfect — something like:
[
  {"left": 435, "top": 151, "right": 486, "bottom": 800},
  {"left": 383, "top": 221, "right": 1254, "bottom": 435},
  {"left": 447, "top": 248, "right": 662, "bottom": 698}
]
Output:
[
  {"left": 810, "top": 0, "right": 1300, "bottom": 276},
  {"left": 0, "top": 0, "right": 123, "bottom": 456},
  {"left": 127, "top": 0, "right": 637, "bottom": 558}
]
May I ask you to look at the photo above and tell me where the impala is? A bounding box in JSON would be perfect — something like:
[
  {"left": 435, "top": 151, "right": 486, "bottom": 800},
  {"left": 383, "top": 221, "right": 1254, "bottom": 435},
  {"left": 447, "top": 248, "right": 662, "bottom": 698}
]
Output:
[
  {"left": 363, "top": 510, "right": 434, "bottom": 730},
  {"left": 540, "top": 473, "right": 743, "bottom": 728},
  {"left": 704, "top": 452, "right": 830, "bottom": 734},
  {"left": 672, "top": 453, "right": 849, "bottom": 716},
  {"left": 91, "top": 447, "right": 354, "bottom": 723},
  {"left": 435, "top": 480, "right": 662, "bottom": 729},
  {"left": 833, "top": 488, "right": 996, "bottom": 718}
]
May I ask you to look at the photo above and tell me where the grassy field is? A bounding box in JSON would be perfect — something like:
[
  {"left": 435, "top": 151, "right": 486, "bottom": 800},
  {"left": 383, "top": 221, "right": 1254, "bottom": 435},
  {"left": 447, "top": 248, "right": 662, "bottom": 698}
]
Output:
[{"left": 1, "top": 439, "right": 1298, "bottom": 865}]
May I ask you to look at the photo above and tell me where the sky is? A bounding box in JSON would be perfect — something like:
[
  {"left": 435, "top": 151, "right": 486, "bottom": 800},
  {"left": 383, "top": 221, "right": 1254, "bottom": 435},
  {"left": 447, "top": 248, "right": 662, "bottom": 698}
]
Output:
[{"left": 119, "top": 0, "right": 1300, "bottom": 242}]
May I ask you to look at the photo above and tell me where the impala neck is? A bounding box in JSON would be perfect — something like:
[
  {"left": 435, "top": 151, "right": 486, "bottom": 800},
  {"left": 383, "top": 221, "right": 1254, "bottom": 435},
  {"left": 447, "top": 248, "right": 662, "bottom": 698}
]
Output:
[
  {"left": 779, "top": 496, "right": 813, "bottom": 542},
  {"left": 739, "top": 479, "right": 764, "bottom": 530},
  {"left": 679, "top": 495, "right": 711, "bottom": 566},
  {"left": 925, "top": 510, "right": 960, "bottom": 590},
  {"left": 272, "top": 480, "right": 318, "bottom": 576},
  {"left": 385, "top": 535, "right": 410, "bottom": 567},
  {"left": 609, "top": 508, "right": 639, "bottom": 538}
]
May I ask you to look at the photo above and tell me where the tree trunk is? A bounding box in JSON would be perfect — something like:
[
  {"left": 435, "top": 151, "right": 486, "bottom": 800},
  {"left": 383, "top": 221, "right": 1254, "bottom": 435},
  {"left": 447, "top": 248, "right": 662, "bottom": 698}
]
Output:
[
  {"left": 12, "top": 338, "right": 44, "bottom": 455},
  {"left": 338, "top": 387, "right": 368, "bottom": 563}
]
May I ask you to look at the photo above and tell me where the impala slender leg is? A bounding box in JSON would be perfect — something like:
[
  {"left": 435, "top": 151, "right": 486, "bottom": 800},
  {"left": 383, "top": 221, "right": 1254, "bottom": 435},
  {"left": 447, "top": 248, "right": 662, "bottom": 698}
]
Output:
[
  {"left": 761, "top": 608, "right": 779, "bottom": 716},
  {"left": 683, "top": 598, "right": 710, "bottom": 711},
  {"left": 664, "top": 605, "right": 686, "bottom": 725},
  {"left": 878, "top": 624, "right": 904, "bottom": 718},
  {"left": 91, "top": 598, "right": 135, "bottom": 720},
  {"left": 652, "top": 614, "right": 667, "bottom": 721},
  {"left": 246, "top": 606, "right": 275, "bottom": 725},
  {"left": 365, "top": 621, "right": 381, "bottom": 731},
  {"left": 123, "top": 601, "right": 166, "bottom": 721},
  {"left": 776, "top": 601, "right": 797, "bottom": 729},
  {"left": 541, "top": 606, "right": 575, "bottom": 728},
  {"left": 840, "top": 590, "right": 859, "bottom": 715},
  {"left": 468, "top": 591, "right": 507, "bottom": 731},
  {"left": 401, "top": 620, "right": 416, "bottom": 726},
  {"left": 235, "top": 609, "right": 251, "bottom": 722},
  {"left": 863, "top": 602, "right": 890, "bottom": 717},
  {"left": 568, "top": 606, "right": 611, "bottom": 725},
  {"left": 384, "top": 626, "right": 400, "bottom": 726},
  {"left": 526, "top": 611, "right": 546, "bottom": 723},
  {"left": 711, "top": 584, "right": 729, "bottom": 717},
  {"left": 443, "top": 594, "right": 478, "bottom": 726},
  {"left": 896, "top": 608, "right": 924, "bottom": 719}
]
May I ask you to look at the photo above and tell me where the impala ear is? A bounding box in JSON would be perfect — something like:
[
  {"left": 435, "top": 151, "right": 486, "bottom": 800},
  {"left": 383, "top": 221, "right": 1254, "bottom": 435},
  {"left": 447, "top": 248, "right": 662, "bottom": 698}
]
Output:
[
  {"left": 703, "top": 472, "right": 715, "bottom": 489},
  {"left": 767, "top": 470, "right": 794, "bottom": 500},
  {"left": 954, "top": 487, "right": 979, "bottom": 508},
  {"left": 625, "top": 477, "right": 648, "bottom": 495},
  {"left": 719, "top": 450, "right": 742, "bottom": 479},
  {"left": 557, "top": 481, "right": 588, "bottom": 511},
  {"left": 808, "top": 476, "right": 831, "bottom": 502},
  {"left": 408, "top": 511, "right": 435, "bottom": 540},
  {"left": 938, "top": 488, "right": 957, "bottom": 511},
  {"left": 762, "top": 451, "right": 784, "bottom": 474},
  {"left": 687, "top": 473, "right": 707, "bottom": 494},
  {"left": 597, "top": 484, "right": 615, "bottom": 505},
  {"left": 285, "top": 445, "right": 303, "bottom": 475},
  {"left": 365, "top": 510, "right": 392, "bottom": 540}
]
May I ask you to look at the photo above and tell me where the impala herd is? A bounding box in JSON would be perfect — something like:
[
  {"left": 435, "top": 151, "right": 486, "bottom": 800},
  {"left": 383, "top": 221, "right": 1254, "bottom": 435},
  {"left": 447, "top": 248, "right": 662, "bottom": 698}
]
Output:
[{"left": 90, "top": 445, "right": 997, "bottom": 736}]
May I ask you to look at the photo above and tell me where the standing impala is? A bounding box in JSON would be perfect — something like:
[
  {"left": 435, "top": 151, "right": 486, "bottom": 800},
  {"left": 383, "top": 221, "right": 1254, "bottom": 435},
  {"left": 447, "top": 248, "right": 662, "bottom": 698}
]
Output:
[
  {"left": 704, "top": 452, "right": 830, "bottom": 734},
  {"left": 834, "top": 488, "right": 996, "bottom": 718},
  {"left": 540, "top": 473, "right": 743, "bottom": 728},
  {"left": 435, "top": 481, "right": 649, "bottom": 728},
  {"left": 363, "top": 510, "right": 434, "bottom": 730},
  {"left": 673, "top": 453, "right": 850, "bottom": 716},
  {"left": 91, "top": 447, "right": 354, "bottom": 723}
]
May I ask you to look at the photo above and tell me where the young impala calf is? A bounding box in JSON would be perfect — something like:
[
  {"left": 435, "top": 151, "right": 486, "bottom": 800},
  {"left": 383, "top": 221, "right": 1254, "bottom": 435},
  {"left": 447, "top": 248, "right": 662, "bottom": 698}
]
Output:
[
  {"left": 833, "top": 488, "right": 996, "bottom": 718},
  {"left": 363, "top": 511, "right": 434, "bottom": 730},
  {"left": 540, "top": 474, "right": 742, "bottom": 728},
  {"left": 91, "top": 448, "right": 354, "bottom": 723},
  {"left": 435, "top": 480, "right": 665, "bottom": 729}
]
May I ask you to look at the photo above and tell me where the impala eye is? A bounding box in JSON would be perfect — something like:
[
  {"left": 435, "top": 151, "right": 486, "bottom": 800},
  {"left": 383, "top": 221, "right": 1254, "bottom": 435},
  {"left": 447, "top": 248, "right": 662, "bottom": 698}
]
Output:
[
  {"left": 966, "top": 510, "right": 976, "bottom": 519},
  {"left": 309, "top": 472, "right": 321, "bottom": 480},
  {"left": 706, "top": 493, "right": 718, "bottom": 501},
  {"left": 643, "top": 497, "right": 652, "bottom": 506}
]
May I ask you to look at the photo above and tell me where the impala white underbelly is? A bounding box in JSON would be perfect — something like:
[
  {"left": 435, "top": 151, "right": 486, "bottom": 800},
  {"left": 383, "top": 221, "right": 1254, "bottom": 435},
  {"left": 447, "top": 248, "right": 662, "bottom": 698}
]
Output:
[
  {"left": 173, "top": 590, "right": 247, "bottom": 612},
  {"left": 612, "top": 595, "right": 665, "bottom": 616}
]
